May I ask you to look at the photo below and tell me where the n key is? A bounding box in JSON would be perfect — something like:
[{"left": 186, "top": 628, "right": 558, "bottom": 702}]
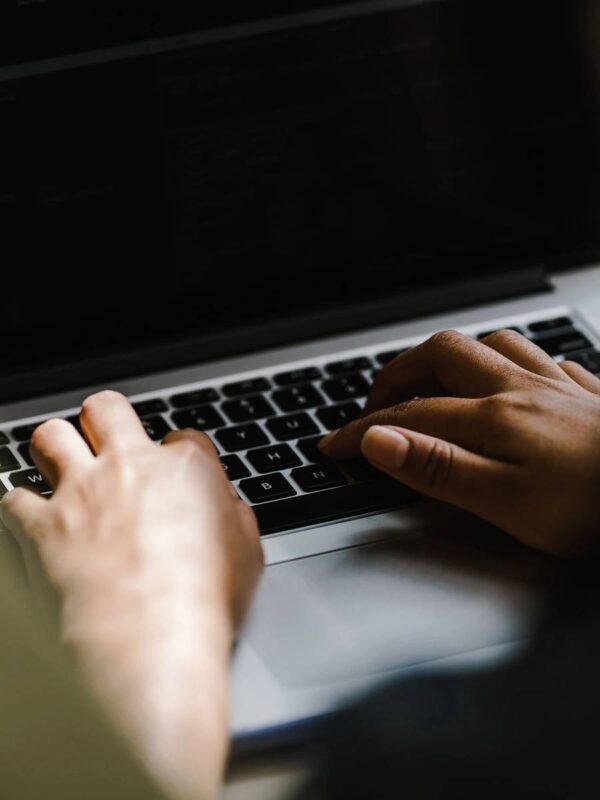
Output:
[{"left": 10, "top": 469, "right": 51, "bottom": 495}]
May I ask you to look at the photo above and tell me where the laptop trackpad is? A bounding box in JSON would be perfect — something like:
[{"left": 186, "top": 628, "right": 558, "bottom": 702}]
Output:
[{"left": 245, "top": 524, "right": 553, "bottom": 688}]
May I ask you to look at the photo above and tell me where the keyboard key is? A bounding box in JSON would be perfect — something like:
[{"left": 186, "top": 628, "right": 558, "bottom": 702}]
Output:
[
  {"left": 0, "top": 432, "right": 8, "bottom": 445},
  {"left": 171, "top": 388, "right": 220, "bottom": 408},
  {"left": 0, "top": 447, "right": 20, "bottom": 473},
  {"left": 239, "top": 473, "right": 297, "bottom": 504},
  {"left": 133, "top": 398, "right": 168, "bottom": 417},
  {"left": 376, "top": 349, "right": 405, "bottom": 366},
  {"left": 12, "top": 423, "right": 41, "bottom": 442},
  {"left": 266, "top": 413, "right": 320, "bottom": 442},
  {"left": 247, "top": 444, "right": 301, "bottom": 474},
  {"left": 65, "top": 414, "right": 83, "bottom": 433},
  {"left": 316, "top": 402, "right": 361, "bottom": 431},
  {"left": 0, "top": 480, "right": 7, "bottom": 500},
  {"left": 254, "top": 481, "right": 415, "bottom": 535},
  {"left": 344, "top": 457, "right": 382, "bottom": 482},
  {"left": 222, "top": 378, "right": 271, "bottom": 398},
  {"left": 215, "top": 423, "right": 269, "bottom": 452},
  {"left": 532, "top": 329, "right": 593, "bottom": 357},
  {"left": 274, "top": 367, "right": 322, "bottom": 386},
  {"left": 141, "top": 416, "right": 172, "bottom": 441},
  {"left": 326, "top": 356, "right": 372, "bottom": 375},
  {"left": 291, "top": 464, "right": 347, "bottom": 492},
  {"left": 322, "top": 374, "right": 370, "bottom": 402},
  {"left": 9, "top": 469, "right": 51, "bottom": 495},
  {"left": 477, "top": 326, "right": 522, "bottom": 340},
  {"left": 272, "top": 384, "right": 326, "bottom": 412},
  {"left": 222, "top": 395, "right": 276, "bottom": 423},
  {"left": 528, "top": 316, "right": 573, "bottom": 334},
  {"left": 296, "top": 435, "right": 327, "bottom": 463},
  {"left": 18, "top": 443, "right": 35, "bottom": 467},
  {"left": 172, "top": 405, "right": 225, "bottom": 431},
  {"left": 220, "top": 455, "right": 251, "bottom": 481},
  {"left": 568, "top": 349, "right": 600, "bottom": 374}
]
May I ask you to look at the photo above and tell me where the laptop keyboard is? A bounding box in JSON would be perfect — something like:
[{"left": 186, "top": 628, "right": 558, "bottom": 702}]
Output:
[{"left": 1, "top": 313, "right": 599, "bottom": 536}]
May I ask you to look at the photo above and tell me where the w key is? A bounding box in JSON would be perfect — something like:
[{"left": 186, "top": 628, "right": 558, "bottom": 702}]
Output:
[{"left": 10, "top": 469, "right": 51, "bottom": 495}]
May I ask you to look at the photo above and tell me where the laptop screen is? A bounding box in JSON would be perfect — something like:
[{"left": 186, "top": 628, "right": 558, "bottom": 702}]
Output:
[{"left": 6, "top": 0, "right": 600, "bottom": 387}]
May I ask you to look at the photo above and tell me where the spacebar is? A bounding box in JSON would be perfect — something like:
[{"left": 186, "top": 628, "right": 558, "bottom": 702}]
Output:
[{"left": 254, "top": 481, "right": 416, "bottom": 536}]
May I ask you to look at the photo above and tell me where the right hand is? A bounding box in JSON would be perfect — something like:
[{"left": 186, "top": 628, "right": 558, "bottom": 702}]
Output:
[{"left": 319, "top": 330, "right": 600, "bottom": 556}]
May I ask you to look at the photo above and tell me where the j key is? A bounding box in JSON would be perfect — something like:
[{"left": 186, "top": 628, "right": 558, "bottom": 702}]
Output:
[
  {"left": 222, "top": 378, "right": 271, "bottom": 398},
  {"left": 0, "top": 432, "right": 8, "bottom": 446},
  {"left": 222, "top": 395, "right": 276, "bottom": 423},
  {"left": 344, "top": 458, "right": 382, "bottom": 483},
  {"left": 325, "top": 356, "right": 372, "bottom": 375},
  {"left": 18, "top": 443, "right": 35, "bottom": 467},
  {"left": 274, "top": 366, "right": 322, "bottom": 386},
  {"left": 141, "top": 416, "right": 172, "bottom": 441},
  {"left": 247, "top": 444, "right": 301, "bottom": 474},
  {"left": 528, "top": 316, "right": 573, "bottom": 334},
  {"left": 133, "top": 398, "right": 168, "bottom": 417},
  {"left": 291, "top": 464, "right": 347, "bottom": 493},
  {"left": 12, "top": 423, "right": 42, "bottom": 442},
  {"left": 215, "top": 423, "right": 269, "bottom": 452},
  {"left": 569, "top": 349, "right": 600, "bottom": 374},
  {"left": 0, "top": 447, "right": 19, "bottom": 473},
  {"left": 266, "top": 413, "right": 319, "bottom": 442},
  {"left": 220, "top": 455, "right": 251, "bottom": 481},
  {"left": 272, "top": 384, "right": 326, "bottom": 413},
  {"left": 477, "top": 326, "right": 522, "bottom": 340},
  {"left": 316, "top": 402, "right": 361, "bottom": 431},
  {"left": 322, "top": 374, "right": 370, "bottom": 402},
  {"left": 239, "top": 473, "right": 297, "bottom": 504},
  {"left": 170, "top": 388, "right": 220, "bottom": 408},
  {"left": 376, "top": 349, "right": 404, "bottom": 366},
  {"left": 172, "top": 405, "right": 225, "bottom": 431},
  {"left": 10, "top": 469, "right": 51, "bottom": 495},
  {"left": 533, "top": 329, "right": 592, "bottom": 357},
  {"left": 296, "top": 435, "right": 326, "bottom": 463}
]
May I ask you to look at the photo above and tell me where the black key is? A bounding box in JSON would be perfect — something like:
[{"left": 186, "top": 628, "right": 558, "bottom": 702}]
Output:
[
  {"left": 477, "top": 326, "right": 522, "bottom": 340},
  {"left": 344, "top": 458, "right": 382, "bottom": 483},
  {"left": 376, "top": 349, "right": 405, "bottom": 366},
  {"left": 322, "top": 374, "right": 370, "bottom": 402},
  {"left": 0, "top": 447, "right": 19, "bottom": 472},
  {"left": 222, "top": 395, "right": 276, "bottom": 423},
  {"left": 291, "top": 464, "right": 347, "bottom": 492},
  {"left": 532, "top": 329, "right": 593, "bottom": 357},
  {"left": 172, "top": 405, "right": 225, "bottom": 431},
  {"left": 171, "top": 388, "right": 220, "bottom": 408},
  {"left": 0, "top": 432, "right": 8, "bottom": 445},
  {"left": 239, "top": 473, "right": 297, "bottom": 504},
  {"left": 65, "top": 414, "right": 83, "bottom": 433},
  {"left": 528, "top": 316, "right": 573, "bottom": 334},
  {"left": 18, "top": 443, "right": 35, "bottom": 467},
  {"left": 272, "top": 384, "right": 326, "bottom": 413},
  {"left": 9, "top": 469, "right": 51, "bottom": 495},
  {"left": 12, "top": 423, "right": 41, "bottom": 442},
  {"left": 316, "top": 402, "right": 361, "bottom": 431},
  {"left": 247, "top": 444, "right": 301, "bottom": 474},
  {"left": 266, "top": 413, "right": 319, "bottom": 442},
  {"left": 222, "top": 378, "right": 271, "bottom": 398},
  {"left": 254, "top": 481, "right": 415, "bottom": 535},
  {"left": 325, "top": 356, "right": 372, "bottom": 375},
  {"left": 220, "top": 455, "right": 251, "bottom": 481},
  {"left": 0, "top": 480, "right": 7, "bottom": 500},
  {"left": 215, "top": 423, "right": 269, "bottom": 452},
  {"left": 296, "top": 435, "right": 327, "bottom": 463},
  {"left": 133, "top": 398, "right": 168, "bottom": 417},
  {"left": 141, "top": 416, "right": 172, "bottom": 441},
  {"left": 274, "top": 366, "right": 322, "bottom": 386},
  {"left": 568, "top": 349, "right": 600, "bottom": 374}
]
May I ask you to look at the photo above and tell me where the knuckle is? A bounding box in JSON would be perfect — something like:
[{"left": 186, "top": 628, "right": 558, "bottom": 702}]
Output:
[
  {"left": 427, "top": 329, "right": 466, "bottom": 352},
  {"left": 422, "top": 439, "right": 454, "bottom": 491},
  {"left": 482, "top": 328, "right": 524, "bottom": 347}
]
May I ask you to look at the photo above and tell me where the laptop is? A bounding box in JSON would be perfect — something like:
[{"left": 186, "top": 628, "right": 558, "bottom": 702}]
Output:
[{"left": 6, "top": 0, "right": 600, "bottom": 754}]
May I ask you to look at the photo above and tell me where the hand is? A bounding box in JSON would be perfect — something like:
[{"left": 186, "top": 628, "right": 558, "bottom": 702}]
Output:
[
  {"left": 319, "top": 330, "right": 600, "bottom": 557},
  {"left": 0, "top": 390, "right": 263, "bottom": 800}
]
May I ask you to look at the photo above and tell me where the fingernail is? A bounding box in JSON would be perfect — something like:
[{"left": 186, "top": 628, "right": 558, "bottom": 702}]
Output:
[
  {"left": 318, "top": 429, "right": 340, "bottom": 452},
  {"left": 362, "top": 426, "right": 409, "bottom": 469}
]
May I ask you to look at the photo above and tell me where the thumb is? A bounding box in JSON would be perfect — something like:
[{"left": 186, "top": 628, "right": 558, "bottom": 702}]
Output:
[{"left": 361, "top": 425, "right": 516, "bottom": 524}]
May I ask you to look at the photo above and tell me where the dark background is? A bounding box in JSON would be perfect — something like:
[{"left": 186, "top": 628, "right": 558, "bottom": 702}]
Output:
[{"left": 5, "top": 0, "right": 600, "bottom": 384}]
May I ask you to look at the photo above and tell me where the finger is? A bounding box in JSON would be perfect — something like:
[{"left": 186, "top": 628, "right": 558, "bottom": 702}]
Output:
[
  {"left": 80, "top": 391, "right": 150, "bottom": 454},
  {"left": 29, "top": 418, "right": 94, "bottom": 489},
  {"left": 559, "top": 361, "right": 600, "bottom": 395},
  {"left": 0, "top": 488, "right": 48, "bottom": 543},
  {"left": 362, "top": 330, "right": 529, "bottom": 417},
  {"left": 162, "top": 428, "right": 221, "bottom": 459},
  {"left": 360, "top": 425, "right": 518, "bottom": 527},
  {"left": 320, "top": 396, "right": 483, "bottom": 461},
  {"left": 480, "top": 329, "right": 570, "bottom": 381}
]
